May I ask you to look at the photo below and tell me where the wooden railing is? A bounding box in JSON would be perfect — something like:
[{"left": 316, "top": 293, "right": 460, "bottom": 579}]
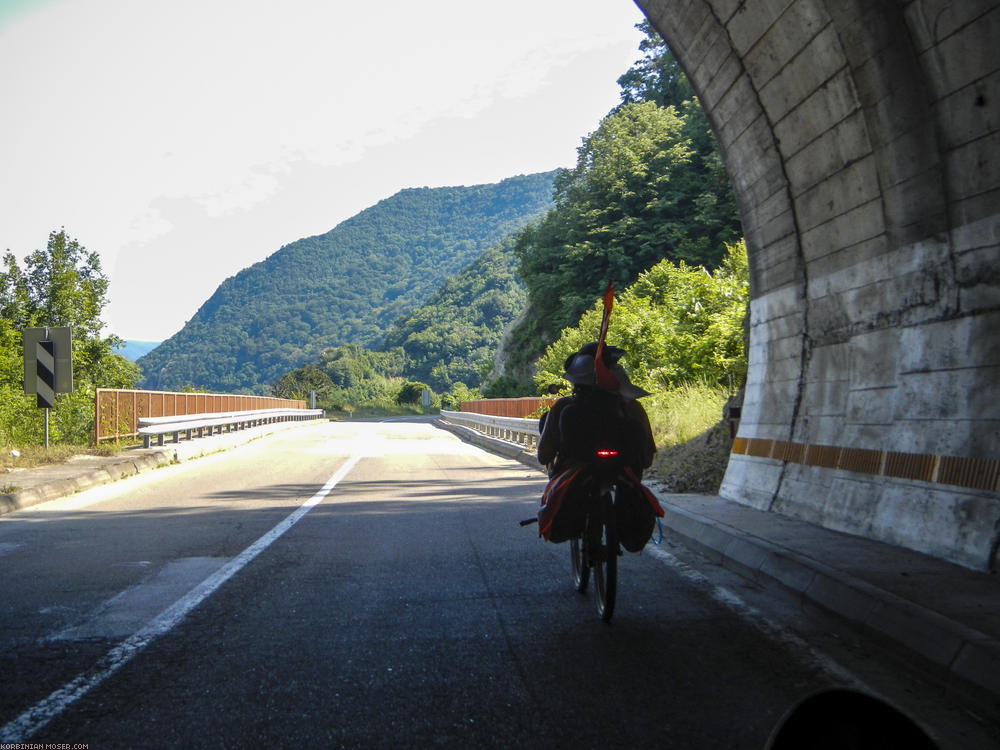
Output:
[
  {"left": 95, "top": 389, "right": 307, "bottom": 443},
  {"left": 459, "top": 397, "right": 555, "bottom": 418}
]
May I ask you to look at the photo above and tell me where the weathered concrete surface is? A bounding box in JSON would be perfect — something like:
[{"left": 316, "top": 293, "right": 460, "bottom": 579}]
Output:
[{"left": 637, "top": 0, "right": 1000, "bottom": 570}]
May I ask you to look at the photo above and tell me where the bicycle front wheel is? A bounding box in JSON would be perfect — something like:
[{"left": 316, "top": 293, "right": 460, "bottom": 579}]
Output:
[{"left": 593, "top": 492, "right": 617, "bottom": 622}]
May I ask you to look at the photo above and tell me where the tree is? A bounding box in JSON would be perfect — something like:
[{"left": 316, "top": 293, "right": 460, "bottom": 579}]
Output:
[
  {"left": 508, "top": 23, "right": 742, "bottom": 370},
  {"left": 0, "top": 252, "right": 31, "bottom": 334},
  {"left": 397, "top": 381, "right": 431, "bottom": 405},
  {"left": 22, "top": 230, "right": 108, "bottom": 337},
  {"left": 616, "top": 19, "right": 694, "bottom": 109},
  {"left": 534, "top": 241, "right": 749, "bottom": 396},
  {"left": 6, "top": 229, "right": 138, "bottom": 390},
  {"left": 514, "top": 101, "right": 728, "bottom": 344},
  {"left": 0, "top": 230, "right": 139, "bottom": 446},
  {"left": 272, "top": 364, "right": 335, "bottom": 401}
]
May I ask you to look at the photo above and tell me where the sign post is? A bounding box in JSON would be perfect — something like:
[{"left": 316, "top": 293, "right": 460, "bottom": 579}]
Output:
[{"left": 23, "top": 327, "right": 73, "bottom": 449}]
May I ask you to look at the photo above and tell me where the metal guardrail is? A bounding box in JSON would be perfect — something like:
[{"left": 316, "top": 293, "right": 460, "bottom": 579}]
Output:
[
  {"left": 138, "top": 408, "right": 324, "bottom": 448},
  {"left": 439, "top": 409, "right": 541, "bottom": 451}
]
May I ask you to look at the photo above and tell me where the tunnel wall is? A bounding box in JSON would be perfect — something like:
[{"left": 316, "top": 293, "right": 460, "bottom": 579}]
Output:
[{"left": 637, "top": 0, "right": 999, "bottom": 569}]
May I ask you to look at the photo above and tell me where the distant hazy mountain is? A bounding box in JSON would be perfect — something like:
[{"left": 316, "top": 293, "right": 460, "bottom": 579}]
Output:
[
  {"left": 117, "top": 340, "right": 161, "bottom": 362},
  {"left": 136, "top": 171, "right": 556, "bottom": 393}
]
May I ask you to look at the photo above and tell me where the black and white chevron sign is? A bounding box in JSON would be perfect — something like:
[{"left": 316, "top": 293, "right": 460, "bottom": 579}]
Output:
[
  {"left": 22, "top": 327, "right": 72, "bottom": 408},
  {"left": 36, "top": 339, "right": 56, "bottom": 409}
]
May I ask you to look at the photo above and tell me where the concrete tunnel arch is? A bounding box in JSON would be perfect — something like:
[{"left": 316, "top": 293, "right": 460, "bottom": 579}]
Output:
[{"left": 633, "top": 0, "right": 999, "bottom": 570}]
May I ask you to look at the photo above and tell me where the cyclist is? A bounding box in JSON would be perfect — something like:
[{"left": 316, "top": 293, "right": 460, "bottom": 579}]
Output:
[
  {"left": 537, "top": 341, "right": 655, "bottom": 479},
  {"left": 535, "top": 340, "right": 661, "bottom": 549}
]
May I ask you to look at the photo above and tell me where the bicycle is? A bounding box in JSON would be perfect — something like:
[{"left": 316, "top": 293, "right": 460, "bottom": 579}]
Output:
[
  {"left": 526, "top": 445, "right": 636, "bottom": 622},
  {"left": 569, "top": 447, "right": 622, "bottom": 622}
]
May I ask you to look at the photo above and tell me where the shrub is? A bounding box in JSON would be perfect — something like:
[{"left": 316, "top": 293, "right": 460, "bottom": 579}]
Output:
[{"left": 396, "top": 381, "right": 431, "bottom": 405}]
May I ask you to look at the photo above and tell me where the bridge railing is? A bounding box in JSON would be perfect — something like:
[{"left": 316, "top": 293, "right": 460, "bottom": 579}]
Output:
[
  {"left": 458, "top": 397, "right": 555, "bottom": 417},
  {"left": 439, "top": 409, "right": 541, "bottom": 451},
  {"left": 95, "top": 389, "right": 310, "bottom": 443},
  {"left": 138, "top": 408, "right": 324, "bottom": 448}
]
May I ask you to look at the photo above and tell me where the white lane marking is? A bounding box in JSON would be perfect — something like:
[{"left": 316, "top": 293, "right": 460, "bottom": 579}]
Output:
[
  {"left": 48, "top": 557, "right": 232, "bottom": 642},
  {"left": 646, "top": 545, "right": 866, "bottom": 689},
  {"left": 0, "top": 453, "right": 362, "bottom": 744}
]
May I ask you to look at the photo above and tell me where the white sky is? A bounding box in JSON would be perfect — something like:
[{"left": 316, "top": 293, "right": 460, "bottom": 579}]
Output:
[{"left": 0, "top": 0, "right": 646, "bottom": 342}]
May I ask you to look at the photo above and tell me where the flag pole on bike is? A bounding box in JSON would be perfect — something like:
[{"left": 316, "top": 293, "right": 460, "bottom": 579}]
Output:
[{"left": 593, "top": 281, "right": 620, "bottom": 393}]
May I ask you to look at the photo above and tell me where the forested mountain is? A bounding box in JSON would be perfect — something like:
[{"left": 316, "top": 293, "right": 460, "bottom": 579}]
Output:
[
  {"left": 378, "top": 236, "right": 526, "bottom": 391},
  {"left": 137, "top": 172, "right": 556, "bottom": 393}
]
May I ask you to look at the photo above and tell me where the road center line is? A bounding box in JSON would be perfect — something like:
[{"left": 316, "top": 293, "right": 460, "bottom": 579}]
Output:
[{"left": 0, "top": 453, "right": 362, "bottom": 744}]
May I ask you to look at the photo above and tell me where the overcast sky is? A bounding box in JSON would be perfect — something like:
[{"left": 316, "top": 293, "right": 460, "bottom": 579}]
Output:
[{"left": 1, "top": 0, "right": 646, "bottom": 342}]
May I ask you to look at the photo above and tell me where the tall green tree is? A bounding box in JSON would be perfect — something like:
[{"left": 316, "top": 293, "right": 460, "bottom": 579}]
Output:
[
  {"left": 2, "top": 229, "right": 138, "bottom": 390},
  {"left": 21, "top": 230, "right": 108, "bottom": 337},
  {"left": 0, "top": 230, "right": 139, "bottom": 445},
  {"left": 508, "top": 23, "right": 741, "bottom": 372},
  {"left": 616, "top": 19, "right": 694, "bottom": 109}
]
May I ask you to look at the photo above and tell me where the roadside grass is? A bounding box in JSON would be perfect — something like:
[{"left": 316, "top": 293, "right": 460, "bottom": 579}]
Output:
[
  {"left": 643, "top": 382, "right": 734, "bottom": 494},
  {"left": 644, "top": 381, "right": 729, "bottom": 449},
  {"left": 0, "top": 441, "right": 128, "bottom": 472}
]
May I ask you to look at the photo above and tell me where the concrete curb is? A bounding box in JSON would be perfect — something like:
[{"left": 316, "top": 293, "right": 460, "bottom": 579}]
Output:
[
  {"left": 0, "top": 450, "right": 174, "bottom": 515},
  {"left": 654, "top": 495, "right": 1000, "bottom": 700}
]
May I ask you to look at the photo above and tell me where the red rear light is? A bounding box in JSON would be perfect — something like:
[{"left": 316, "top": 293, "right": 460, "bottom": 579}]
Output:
[{"left": 595, "top": 449, "right": 619, "bottom": 459}]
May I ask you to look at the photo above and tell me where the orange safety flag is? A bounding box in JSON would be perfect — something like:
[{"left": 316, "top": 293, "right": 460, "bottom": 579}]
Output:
[{"left": 593, "top": 281, "right": 619, "bottom": 391}]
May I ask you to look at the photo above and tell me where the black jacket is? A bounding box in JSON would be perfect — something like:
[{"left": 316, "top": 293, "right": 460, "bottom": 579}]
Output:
[{"left": 537, "top": 388, "right": 655, "bottom": 476}]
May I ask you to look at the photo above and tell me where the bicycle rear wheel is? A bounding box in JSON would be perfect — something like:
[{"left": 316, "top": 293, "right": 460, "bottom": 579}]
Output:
[
  {"left": 593, "top": 491, "right": 617, "bottom": 621},
  {"left": 570, "top": 536, "right": 589, "bottom": 592}
]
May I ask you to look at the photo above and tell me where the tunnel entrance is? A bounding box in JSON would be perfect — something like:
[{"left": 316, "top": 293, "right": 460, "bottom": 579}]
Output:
[{"left": 635, "top": 0, "right": 1000, "bottom": 570}]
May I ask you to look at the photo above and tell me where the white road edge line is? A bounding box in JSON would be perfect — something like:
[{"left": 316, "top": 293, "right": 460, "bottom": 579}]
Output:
[
  {"left": 646, "top": 545, "right": 867, "bottom": 690},
  {"left": 0, "top": 453, "right": 362, "bottom": 744}
]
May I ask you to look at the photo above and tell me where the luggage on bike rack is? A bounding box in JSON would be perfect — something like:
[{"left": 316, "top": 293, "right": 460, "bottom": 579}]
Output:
[
  {"left": 537, "top": 464, "right": 663, "bottom": 550},
  {"left": 537, "top": 467, "right": 587, "bottom": 543},
  {"left": 614, "top": 468, "right": 665, "bottom": 552}
]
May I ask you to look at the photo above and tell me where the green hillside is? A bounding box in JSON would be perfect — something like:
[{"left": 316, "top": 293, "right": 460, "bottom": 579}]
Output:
[
  {"left": 137, "top": 172, "right": 556, "bottom": 393},
  {"left": 378, "top": 236, "right": 526, "bottom": 392}
]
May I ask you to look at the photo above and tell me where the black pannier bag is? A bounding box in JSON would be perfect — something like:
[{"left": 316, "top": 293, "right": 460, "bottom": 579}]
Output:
[
  {"left": 538, "top": 467, "right": 587, "bottom": 543},
  {"left": 614, "top": 469, "right": 662, "bottom": 552},
  {"left": 538, "top": 466, "right": 663, "bottom": 550}
]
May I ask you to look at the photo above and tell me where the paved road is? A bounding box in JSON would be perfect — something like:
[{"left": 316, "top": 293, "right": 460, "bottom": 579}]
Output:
[{"left": 0, "top": 420, "right": 989, "bottom": 748}]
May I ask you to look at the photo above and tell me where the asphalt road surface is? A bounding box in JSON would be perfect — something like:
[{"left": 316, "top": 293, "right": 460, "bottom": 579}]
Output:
[{"left": 0, "top": 420, "right": 992, "bottom": 749}]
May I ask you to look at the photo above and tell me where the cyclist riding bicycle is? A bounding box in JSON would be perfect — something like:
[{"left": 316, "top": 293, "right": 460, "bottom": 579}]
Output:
[
  {"left": 530, "top": 285, "right": 664, "bottom": 620},
  {"left": 535, "top": 340, "right": 662, "bottom": 550}
]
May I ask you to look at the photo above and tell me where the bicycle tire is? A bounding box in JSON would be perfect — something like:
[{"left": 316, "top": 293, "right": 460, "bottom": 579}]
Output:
[
  {"left": 593, "top": 490, "right": 617, "bottom": 621},
  {"left": 570, "top": 536, "right": 589, "bottom": 592}
]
